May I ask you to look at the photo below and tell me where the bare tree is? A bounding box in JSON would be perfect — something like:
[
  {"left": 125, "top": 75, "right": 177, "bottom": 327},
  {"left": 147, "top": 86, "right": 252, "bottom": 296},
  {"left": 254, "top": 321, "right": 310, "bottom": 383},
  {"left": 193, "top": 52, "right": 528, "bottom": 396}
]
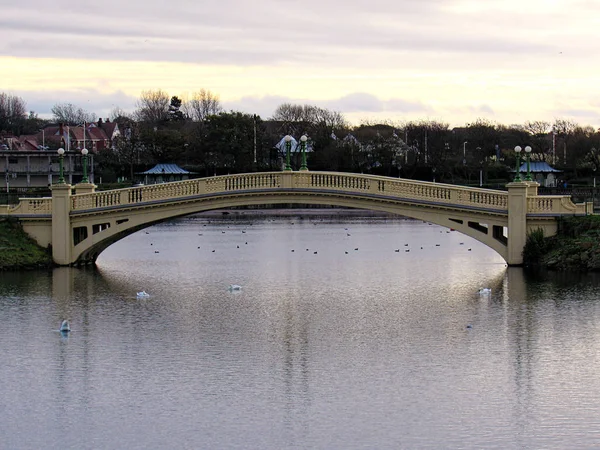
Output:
[
  {"left": 110, "top": 106, "right": 133, "bottom": 122},
  {"left": 135, "top": 89, "right": 170, "bottom": 124},
  {"left": 183, "top": 89, "right": 223, "bottom": 121},
  {"left": 310, "top": 106, "right": 347, "bottom": 129},
  {"left": 272, "top": 103, "right": 347, "bottom": 129},
  {"left": 0, "top": 93, "right": 27, "bottom": 132},
  {"left": 51, "top": 103, "right": 96, "bottom": 125},
  {"left": 522, "top": 120, "right": 553, "bottom": 162},
  {"left": 552, "top": 118, "right": 577, "bottom": 136},
  {"left": 552, "top": 118, "right": 579, "bottom": 165},
  {"left": 271, "top": 103, "right": 306, "bottom": 122},
  {"left": 523, "top": 120, "right": 551, "bottom": 136}
]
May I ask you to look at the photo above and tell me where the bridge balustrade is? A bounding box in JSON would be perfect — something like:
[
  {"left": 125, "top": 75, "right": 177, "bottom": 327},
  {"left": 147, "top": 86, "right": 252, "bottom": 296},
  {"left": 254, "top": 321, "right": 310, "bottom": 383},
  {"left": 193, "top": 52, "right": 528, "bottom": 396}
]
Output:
[
  {"left": 301, "top": 173, "right": 370, "bottom": 191},
  {"left": 4, "top": 172, "right": 587, "bottom": 221},
  {"left": 466, "top": 191, "right": 508, "bottom": 209},
  {"left": 528, "top": 196, "right": 585, "bottom": 214},
  {"left": 72, "top": 191, "right": 121, "bottom": 210},
  {"left": 221, "top": 173, "right": 282, "bottom": 191},
  {"left": 6, "top": 198, "right": 52, "bottom": 215}
]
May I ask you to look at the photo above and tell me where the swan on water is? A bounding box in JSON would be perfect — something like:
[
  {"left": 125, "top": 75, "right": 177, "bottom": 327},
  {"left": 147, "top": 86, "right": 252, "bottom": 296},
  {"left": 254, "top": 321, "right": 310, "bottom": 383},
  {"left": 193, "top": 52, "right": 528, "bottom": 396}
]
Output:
[
  {"left": 478, "top": 288, "right": 491, "bottom": 295},
  {"left": 137, "top": 291, "right": 150, "bottom": 298},
  {"left": 60, "top": 320, "right": 71, "bottom": 332},
  {"left": 228, "top": 284, "right": 242, "bottom": 291}
]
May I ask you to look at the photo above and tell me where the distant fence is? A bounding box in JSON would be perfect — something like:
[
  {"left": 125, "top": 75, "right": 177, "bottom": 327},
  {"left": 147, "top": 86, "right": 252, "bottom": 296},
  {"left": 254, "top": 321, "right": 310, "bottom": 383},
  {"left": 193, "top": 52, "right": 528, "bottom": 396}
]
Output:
[
  {"left": 0, "top": 190, "right": 52, "bottom": 206},
  {"left": 539, "top": 187, "right": 598, "bottom": 212}
]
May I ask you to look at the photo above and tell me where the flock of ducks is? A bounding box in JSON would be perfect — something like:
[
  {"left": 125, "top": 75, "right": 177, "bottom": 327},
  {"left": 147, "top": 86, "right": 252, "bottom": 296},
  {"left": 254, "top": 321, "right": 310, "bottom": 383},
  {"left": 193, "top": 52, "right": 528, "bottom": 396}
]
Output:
[
  {"left": 143, "top": 222, "right": 477, "bottom": 256},
  {"left": 131, "top": 222, "right": 490, "bottom": 306},
  {"left": 58, "top": 221, "right": 492, "bottom": 335}
]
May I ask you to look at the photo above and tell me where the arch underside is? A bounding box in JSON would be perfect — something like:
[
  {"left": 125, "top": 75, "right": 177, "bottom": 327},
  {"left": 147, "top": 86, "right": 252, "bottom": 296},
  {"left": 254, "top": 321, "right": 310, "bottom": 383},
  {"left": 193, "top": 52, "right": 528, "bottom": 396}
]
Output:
[{"left": 70, "top": 190, "right": 510, "bottom": 265}]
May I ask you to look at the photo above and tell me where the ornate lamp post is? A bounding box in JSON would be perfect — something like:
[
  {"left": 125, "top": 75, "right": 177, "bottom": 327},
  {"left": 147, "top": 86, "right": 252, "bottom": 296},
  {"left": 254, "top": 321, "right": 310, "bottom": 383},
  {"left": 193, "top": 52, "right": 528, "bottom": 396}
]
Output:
[
  {"left": 513, "top": 146, "right": 522, "bottom": 182},
  {"left": 284, "top": 135, "right": 292, "bottom": 171},
  {"left": 57, "top": 148, "right": 66, "bottom": 184},
  {"left": 524, "top": 145, "right": 533, "bottom": 181},
  {"left": 300, "top": 135, "right": 308, "bottom": 171},
  {"left": 81, "top": 148, "right": 89, "bottom": 183}
]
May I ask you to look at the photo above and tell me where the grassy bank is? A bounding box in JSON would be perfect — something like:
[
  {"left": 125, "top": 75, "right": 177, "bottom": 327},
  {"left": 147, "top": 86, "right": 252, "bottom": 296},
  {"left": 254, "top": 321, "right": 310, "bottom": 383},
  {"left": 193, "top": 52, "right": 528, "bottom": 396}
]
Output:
[
  {"left": 0, "top": 219, "right": 54, "bottom": 270},
  {"left": 524, "top": 215, "right": 600, "bottom": 271}
]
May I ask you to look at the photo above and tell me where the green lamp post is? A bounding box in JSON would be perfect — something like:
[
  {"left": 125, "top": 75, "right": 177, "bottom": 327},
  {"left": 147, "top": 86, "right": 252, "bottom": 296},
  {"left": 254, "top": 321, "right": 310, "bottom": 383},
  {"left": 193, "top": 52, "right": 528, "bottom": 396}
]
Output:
[
  {"left": 57, "top": 148, "right": 66, "bottom": 184},
  {"left": 513, "top": 146, "right": 522, "bottom": 182},
  {"left": 81, "top": 148, "right": 89, "bottom": 183},
  {"left": 300, "top": 135, "right": 308, "bottom": 171},
  {"left": 284, "top": 135, "right": 292, "bottom": 171},
  {"left": 524, "top": 145, "right": 532, "bottom": 181}
]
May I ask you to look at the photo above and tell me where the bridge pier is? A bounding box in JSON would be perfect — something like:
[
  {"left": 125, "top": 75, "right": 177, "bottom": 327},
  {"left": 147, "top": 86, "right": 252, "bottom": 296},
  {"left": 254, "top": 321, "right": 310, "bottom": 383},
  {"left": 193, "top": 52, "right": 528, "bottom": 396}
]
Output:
[
  {"left": 51, "top": 184, "right": 73, "bottom": 266},
  {"left": 507, "top": 181, "right": 539, "bottom": 266}
]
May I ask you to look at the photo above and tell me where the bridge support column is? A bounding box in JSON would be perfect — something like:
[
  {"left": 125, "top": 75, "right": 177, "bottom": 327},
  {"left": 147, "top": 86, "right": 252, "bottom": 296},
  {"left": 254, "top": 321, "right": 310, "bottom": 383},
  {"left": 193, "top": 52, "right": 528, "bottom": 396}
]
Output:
[
  {"left": 51, "top": 184, "right": 73, "bottom": 266},
  {"left": 74, "top": 182, "right": 97, "bottom": 195},
  {"left": 282, "top": 171, "right": 294, "bottom": 189},
  {"left": 506, "top": 181, "right": 531, "bottom": 266}
]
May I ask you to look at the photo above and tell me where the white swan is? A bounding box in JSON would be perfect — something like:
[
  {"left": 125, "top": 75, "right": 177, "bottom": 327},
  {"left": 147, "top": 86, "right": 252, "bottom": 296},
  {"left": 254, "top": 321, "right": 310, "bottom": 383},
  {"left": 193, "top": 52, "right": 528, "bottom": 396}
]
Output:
[
  {"left": 136, "top": 291, "right": 150, "bottom": 298},
  {"left": 228, "top": 284, "right": 242, "bottom": 291},
  {"left": 478, "top": 288, "right": 491, "bottom": 295},
  {"left": 60, "top": 320, "right": 71, "bottom": 332}
]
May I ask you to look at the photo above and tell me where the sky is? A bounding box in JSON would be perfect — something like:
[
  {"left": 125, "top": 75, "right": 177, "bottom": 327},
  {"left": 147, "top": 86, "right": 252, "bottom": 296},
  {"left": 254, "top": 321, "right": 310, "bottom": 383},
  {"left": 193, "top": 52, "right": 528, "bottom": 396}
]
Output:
[{"left": 3, "top": 0, "right": 600, "bottom": 128}]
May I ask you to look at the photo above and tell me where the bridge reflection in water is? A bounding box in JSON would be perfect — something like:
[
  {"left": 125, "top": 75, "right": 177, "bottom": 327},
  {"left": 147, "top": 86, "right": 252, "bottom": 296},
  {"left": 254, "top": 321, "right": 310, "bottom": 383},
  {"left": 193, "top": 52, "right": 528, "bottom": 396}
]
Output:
[{"left": 1, "top": 171, "right": 589, "bottom": 266}]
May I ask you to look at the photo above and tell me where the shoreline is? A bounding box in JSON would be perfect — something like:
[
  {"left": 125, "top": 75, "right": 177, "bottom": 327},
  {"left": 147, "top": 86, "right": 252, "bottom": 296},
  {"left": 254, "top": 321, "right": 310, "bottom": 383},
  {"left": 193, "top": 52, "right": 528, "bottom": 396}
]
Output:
[{"left": 193, "top": 208, "right": 401, "bottom": 218}]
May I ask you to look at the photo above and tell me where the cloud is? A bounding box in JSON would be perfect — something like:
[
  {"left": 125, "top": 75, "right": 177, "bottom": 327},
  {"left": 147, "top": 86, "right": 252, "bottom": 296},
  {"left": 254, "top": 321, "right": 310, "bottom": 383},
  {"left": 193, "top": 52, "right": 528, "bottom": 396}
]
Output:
[
  {"left": 0, "top": 0, "right": 566, "bottom": 67},
  {"left": 3, "top": 0, "right": 600, "bottom": 128},
  {"left": 14, "top": 89, "right": 138, "bottom": 119},
  {"left": 552, "top": 108, "right": 600, "bottom": 120},
  {"left": 322, "top": 93, "right": 431, "bottom": 114},
  {"left": 225, "top": 92, "right": 432, "bottom": 120}
]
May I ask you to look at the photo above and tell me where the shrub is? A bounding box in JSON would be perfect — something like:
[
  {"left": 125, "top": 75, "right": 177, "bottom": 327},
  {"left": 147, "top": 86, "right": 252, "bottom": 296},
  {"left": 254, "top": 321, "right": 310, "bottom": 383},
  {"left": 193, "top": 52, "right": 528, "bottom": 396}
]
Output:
[{"left": 523, "top": 228, "right": 548, "bottom": 266}]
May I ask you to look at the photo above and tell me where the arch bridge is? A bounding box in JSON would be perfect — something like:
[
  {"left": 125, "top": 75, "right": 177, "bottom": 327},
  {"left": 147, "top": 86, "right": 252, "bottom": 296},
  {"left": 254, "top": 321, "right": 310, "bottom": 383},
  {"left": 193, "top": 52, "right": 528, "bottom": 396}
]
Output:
[{"left": 0, "top": 171, "right": 588, "bottom": 266}]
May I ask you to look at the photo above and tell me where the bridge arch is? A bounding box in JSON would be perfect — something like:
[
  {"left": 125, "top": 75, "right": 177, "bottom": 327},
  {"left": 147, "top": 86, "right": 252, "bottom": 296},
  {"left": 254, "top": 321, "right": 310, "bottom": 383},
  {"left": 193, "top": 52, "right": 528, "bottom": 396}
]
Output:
[{"left": 70, "top": 190, "right": 510, "bottom": 264}]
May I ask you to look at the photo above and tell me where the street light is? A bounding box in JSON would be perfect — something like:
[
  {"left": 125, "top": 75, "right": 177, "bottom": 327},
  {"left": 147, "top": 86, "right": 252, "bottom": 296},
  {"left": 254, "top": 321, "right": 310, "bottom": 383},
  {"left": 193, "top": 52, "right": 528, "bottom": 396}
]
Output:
[
  {"left": 513, "top": 146, "right": 522, "bottom": 182},
  {"left": 300, "top": 135, "right": 308, "bottom": 171},
  {"left": 57, "top": 148, "right": 65, "bottom": 184},
  {"left": 524, "top": 145, "right": 532, "bottom": 181},
  {"left": 477, "top": 147, "right": 483, "bottom": 186},
  {"left": 284, "top": 135, "right": 292, "bottom": 171},
  {"left": 81, "top": 148, "right": 89, "bottom": 183},
  {"left": 463, "top": 141, "right": 468, "bottom": 165}
]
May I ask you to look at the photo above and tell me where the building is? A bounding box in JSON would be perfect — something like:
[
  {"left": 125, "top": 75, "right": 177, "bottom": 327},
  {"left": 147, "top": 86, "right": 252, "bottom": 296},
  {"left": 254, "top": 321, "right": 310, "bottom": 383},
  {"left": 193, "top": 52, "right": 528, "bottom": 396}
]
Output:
[
  {"left": 0, "top": 119, "right": 121, "bottom": 191},
  {"left": 1, "top": 149, "right": 95, "bottom": 191},
  {"left": 3, "top": 119, "right": 120, "bottom": 153},
  {"left": 137, "top": 163, "right": 194, "bottom": 184},
  {"left": 517, "top": 161, "right": 562, "bottom": 187}
]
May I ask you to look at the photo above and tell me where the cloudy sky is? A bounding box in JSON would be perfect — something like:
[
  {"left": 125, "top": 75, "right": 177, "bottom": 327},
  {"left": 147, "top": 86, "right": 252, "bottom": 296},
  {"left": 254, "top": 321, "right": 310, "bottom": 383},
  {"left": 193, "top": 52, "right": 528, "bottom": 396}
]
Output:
[{"left": 3, "top": 0, "right": 600, "bottom": 127}]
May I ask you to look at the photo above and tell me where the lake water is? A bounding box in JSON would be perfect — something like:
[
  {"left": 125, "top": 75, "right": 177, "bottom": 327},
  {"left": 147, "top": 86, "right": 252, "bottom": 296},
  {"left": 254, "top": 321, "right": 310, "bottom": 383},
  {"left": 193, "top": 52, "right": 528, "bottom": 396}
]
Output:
[{"left": 2, "top": 212, "right": 600, "bottom": 449}]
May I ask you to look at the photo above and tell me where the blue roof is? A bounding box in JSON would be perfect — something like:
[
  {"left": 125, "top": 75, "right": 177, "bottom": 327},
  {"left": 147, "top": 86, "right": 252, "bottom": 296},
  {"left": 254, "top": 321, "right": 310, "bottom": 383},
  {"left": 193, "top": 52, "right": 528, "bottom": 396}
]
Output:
[
  {"left": 518, "top": 161, "right": 562, "bottom": 173},
  {"left": 139, "top": 163, "right": 191, "bottom": 175}
]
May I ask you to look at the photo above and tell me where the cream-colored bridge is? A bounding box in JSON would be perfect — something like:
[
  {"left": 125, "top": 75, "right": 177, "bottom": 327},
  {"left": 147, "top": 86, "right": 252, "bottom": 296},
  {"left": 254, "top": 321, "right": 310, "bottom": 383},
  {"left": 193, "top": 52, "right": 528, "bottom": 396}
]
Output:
[{"left": 0, "top": 171, "right": 588, "bottom": 266}]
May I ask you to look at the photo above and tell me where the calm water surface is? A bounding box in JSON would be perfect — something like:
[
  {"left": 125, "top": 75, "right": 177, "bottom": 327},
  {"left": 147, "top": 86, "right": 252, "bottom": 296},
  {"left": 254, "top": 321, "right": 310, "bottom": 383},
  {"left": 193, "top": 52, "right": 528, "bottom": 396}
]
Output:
[{"left": 2, "top": 213, "right": 600, "bottom": 449}]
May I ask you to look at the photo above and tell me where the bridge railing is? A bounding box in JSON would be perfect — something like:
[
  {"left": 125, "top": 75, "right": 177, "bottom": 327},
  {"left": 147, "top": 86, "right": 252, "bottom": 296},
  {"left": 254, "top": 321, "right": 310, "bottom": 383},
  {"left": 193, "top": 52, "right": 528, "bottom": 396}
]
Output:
[
  {"left": 3, "top": 197, "right": 52, "bottom": 215},
  {"left": 2, "top": 171, "right": 586, "bottom": 217},
  {"left": 66, "top": 171, "right": 512, "bottom": 213},
  {"left": 528, "top": 195, "right": 587, "bottom": 215},
  {"left": 292, "top": 172, "right": 509, "bottom": 211}
]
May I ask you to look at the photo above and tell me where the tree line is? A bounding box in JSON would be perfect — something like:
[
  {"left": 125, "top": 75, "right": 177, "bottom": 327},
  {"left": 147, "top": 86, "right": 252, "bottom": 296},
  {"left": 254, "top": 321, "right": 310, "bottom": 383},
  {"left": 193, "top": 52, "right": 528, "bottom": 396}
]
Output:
[{"left": 2, "top": 90, "right": 600, "bottom": 185}]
